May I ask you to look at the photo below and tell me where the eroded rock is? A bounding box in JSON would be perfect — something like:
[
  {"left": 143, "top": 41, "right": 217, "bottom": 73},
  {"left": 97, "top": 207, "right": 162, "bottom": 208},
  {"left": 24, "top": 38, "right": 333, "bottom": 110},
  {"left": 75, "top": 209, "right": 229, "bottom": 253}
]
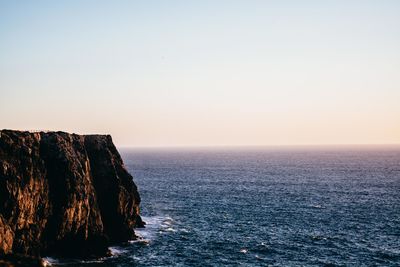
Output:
[{"left": 0, "top": 130, "right": 143, "bottom": 262}]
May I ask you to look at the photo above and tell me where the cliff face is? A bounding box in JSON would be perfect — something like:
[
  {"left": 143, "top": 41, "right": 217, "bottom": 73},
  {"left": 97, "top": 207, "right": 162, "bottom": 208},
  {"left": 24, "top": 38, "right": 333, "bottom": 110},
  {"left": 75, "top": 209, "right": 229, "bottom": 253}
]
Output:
[{"left": 0, "top": 130, "right": 144, "bottom": 260}]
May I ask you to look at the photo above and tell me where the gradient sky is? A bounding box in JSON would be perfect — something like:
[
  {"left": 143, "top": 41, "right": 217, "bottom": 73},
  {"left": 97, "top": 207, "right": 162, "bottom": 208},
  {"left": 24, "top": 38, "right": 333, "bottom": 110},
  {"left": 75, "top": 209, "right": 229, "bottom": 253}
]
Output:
[{"left": 1, "top": 1, "right": 399, "bottom": 147}]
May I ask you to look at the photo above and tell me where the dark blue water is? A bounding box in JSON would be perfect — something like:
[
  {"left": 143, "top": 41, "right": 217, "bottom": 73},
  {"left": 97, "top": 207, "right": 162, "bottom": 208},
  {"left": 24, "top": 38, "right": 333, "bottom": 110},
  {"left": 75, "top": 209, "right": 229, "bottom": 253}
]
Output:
[{"left": 48, "top": 147, "right": 400, "bottom": 266}]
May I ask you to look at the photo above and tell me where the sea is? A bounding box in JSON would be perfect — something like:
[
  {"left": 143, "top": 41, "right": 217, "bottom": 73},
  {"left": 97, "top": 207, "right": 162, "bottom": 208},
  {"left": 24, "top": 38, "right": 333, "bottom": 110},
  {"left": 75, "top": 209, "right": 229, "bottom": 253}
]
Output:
[{"left": 46, "top": 146, "right": 400, "bottom": 266}]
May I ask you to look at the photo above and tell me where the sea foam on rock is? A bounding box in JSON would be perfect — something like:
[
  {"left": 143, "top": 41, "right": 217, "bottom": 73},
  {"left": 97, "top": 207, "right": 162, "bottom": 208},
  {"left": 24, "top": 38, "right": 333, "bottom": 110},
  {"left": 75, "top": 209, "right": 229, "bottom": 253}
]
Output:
[{"left": 0, "top": 130, "right": 144, "bottom": 265}]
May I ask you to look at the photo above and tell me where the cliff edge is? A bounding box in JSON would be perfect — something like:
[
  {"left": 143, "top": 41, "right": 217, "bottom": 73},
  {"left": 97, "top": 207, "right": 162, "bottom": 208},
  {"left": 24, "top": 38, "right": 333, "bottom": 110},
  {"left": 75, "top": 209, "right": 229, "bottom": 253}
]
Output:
[{"left": 0, "top": 130, "right": 144, "bottom": 264}]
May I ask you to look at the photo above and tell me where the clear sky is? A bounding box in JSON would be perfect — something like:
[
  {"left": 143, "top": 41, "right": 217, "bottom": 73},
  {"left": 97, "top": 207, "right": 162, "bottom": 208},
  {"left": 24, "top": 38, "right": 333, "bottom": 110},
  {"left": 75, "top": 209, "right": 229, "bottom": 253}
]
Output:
[{"left": 1, "top": 1, "right": 399, "bottom": 147}]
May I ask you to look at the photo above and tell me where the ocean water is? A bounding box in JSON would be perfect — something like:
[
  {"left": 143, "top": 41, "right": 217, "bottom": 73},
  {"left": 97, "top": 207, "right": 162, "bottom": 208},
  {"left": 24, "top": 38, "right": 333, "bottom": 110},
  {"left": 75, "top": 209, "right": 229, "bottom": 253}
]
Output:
[{"left": 48, "top": 147, "right": 400, "bottom": 266}]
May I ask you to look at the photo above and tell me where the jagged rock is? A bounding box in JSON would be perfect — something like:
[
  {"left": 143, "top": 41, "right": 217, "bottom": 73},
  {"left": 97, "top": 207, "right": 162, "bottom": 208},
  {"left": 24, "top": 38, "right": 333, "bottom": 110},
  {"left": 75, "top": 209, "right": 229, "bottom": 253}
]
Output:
[
  {"left": 0, "top": 215, "right": 14, "bottom": 255},
  {"left": 0, "top": 130, "right": 144, "bottom": 262},
  {"left": 84, "top": 135, "right": 144, "bottom": 243},
  {"left": 0, "top": 253, "right": 46, "bottom": 267}
]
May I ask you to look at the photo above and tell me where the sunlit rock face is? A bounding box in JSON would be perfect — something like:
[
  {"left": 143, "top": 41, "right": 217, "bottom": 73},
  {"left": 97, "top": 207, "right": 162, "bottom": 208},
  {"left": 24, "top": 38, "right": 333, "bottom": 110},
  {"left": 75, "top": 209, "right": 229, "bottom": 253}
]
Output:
[{"left": 0, "top": 130, "right": 144, "bottom": 261}]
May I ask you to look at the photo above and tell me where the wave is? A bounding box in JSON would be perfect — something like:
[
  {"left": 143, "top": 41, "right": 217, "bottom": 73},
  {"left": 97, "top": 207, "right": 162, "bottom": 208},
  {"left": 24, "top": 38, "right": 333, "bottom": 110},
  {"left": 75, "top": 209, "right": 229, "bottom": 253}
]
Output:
[
  {"left": 42, "top": 257, "right": 58, "bottom": 266},
  {"left": 132, "top": 215, "right": 177, "bottom": 243},
  {"left": 42, "top": 257, "right": 105, "bottom": 266},
  {"left": 109, "top": 246, "right": 129, "bottom": 256}
]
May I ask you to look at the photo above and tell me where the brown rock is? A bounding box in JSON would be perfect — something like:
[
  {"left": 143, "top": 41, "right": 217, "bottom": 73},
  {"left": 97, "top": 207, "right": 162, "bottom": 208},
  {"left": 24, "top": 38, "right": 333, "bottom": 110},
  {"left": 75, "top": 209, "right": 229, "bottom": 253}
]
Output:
[
  {"left": 0, "top": 130, "right": 144, "bottom": 261},
  {"left": 0, "top": 215, "right": 14, "bottom": 254}
]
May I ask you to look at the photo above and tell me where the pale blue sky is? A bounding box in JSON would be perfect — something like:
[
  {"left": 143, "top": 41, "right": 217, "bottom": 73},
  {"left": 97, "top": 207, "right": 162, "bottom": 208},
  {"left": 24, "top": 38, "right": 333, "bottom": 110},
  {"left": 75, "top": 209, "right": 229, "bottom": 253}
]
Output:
[{"left": 1, "top": 1, "right": 399, "bottom": 146}]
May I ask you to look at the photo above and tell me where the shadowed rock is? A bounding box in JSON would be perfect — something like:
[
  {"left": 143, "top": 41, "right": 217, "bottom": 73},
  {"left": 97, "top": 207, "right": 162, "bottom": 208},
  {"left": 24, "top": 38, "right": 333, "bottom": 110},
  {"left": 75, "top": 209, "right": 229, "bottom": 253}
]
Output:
[{"left": 0, "top": 130, "right": 144, "bottom": 264}]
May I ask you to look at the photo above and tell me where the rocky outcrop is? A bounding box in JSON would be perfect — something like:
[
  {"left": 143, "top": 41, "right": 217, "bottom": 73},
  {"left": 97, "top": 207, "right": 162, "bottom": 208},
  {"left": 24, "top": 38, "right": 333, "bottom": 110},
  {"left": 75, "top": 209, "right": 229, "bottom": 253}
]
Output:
[
  {"left": 0, "top": 130, "right": 144, "bottom": 262},
  {"left": 84, "top": 135, "right": 144, "bottom": 242}
]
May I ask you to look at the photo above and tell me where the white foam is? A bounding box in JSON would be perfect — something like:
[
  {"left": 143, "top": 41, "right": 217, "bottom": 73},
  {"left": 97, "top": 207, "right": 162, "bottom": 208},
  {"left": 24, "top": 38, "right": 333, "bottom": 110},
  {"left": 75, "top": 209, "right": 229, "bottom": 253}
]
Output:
[
  {"left": 240, "top": 248, "right": 248, "bottom": 254},
  {"left": 42, "top": 257, "right": 105, "bottom": 266},
  {"left": 128, "top": 236, "right": 151, "bottom": 245},
  {"left": 311, "top": 204, "right": 323, "bottom": 209},
  {"left": 109, "top": 246, "right": 128, "bottom": 256},
  {"left": 134, "top": 215, "right": 176, "bottom": 243},
  {"left": 42, "top": 257, "right": 57, "bottom": 266},
  {"left": 165, "top": 216, "right": 174, "bottom": 221},
  {"left": 80, "top": 259, "right": 105, "bottom": 264}
]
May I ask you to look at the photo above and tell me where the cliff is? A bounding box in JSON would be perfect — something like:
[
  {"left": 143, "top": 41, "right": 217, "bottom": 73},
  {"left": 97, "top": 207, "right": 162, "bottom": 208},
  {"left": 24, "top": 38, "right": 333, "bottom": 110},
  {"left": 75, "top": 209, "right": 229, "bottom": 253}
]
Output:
[{"left": 0, "top": 130, "right": 144, "bottom": 264}]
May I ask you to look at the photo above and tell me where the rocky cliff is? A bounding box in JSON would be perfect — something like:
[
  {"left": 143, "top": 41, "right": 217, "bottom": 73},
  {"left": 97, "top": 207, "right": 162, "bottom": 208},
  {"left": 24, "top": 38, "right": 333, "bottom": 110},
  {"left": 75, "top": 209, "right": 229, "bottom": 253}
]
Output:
[{"left": 0, "top": 130, "right": 144, "bottom": 264}]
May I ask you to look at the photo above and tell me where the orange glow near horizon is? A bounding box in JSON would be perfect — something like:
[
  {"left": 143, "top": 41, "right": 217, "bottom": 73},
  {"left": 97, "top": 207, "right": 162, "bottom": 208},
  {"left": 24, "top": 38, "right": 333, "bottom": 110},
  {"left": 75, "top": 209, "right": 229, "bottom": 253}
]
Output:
[{"left": 1, "top": 1, "right": 399, "bottom": 147}]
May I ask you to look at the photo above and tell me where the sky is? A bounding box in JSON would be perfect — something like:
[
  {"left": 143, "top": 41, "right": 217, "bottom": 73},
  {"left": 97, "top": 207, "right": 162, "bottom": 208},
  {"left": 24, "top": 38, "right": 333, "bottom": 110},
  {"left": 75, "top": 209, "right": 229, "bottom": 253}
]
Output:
[{"left": 1, "top": 0, "right": 399, "bottom": 147}]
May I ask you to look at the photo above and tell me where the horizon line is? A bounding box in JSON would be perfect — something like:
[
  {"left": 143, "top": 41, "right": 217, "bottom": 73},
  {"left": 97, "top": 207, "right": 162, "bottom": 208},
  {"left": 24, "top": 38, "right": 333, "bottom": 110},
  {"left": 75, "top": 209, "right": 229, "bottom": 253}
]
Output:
[{"left": 117, "top": 143, "right": 400, "bottom": 149}]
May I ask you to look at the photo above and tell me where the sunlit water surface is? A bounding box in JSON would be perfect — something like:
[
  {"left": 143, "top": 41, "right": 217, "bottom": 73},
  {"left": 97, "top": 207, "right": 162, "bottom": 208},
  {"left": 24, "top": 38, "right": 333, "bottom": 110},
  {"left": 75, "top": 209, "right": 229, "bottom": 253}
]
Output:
[{"left": 47, "top": 147, "right": 400, "bottom": 266}]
